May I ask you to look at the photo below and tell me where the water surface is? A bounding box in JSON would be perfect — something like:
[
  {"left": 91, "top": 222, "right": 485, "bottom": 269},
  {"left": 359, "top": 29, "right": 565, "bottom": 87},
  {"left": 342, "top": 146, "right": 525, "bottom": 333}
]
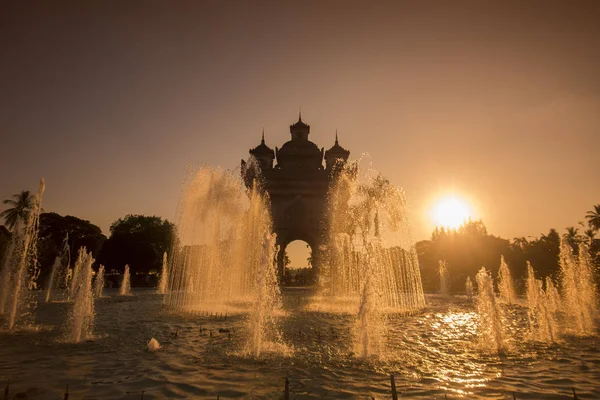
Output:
[{"left": 0, "top": 289, "right": 598, "bottom": 399}]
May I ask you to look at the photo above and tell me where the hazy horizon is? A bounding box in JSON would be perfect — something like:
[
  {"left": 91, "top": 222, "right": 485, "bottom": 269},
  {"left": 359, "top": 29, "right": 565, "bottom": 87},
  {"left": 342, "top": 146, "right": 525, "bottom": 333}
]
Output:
[{"left": 1, "top": 0, "right": 599, "bottom": 245}]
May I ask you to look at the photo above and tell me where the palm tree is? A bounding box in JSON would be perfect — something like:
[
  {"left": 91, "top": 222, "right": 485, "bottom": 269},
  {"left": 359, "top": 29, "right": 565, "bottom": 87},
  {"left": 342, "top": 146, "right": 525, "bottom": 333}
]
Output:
[
  {"left": 564, "top": 226, "right": 580, "bottom": 252},
  {"left": 586, "top": 204, "right": 600, "bottom": 231},
  {"left": 512, "top": 237, "right": 529, "bottom": 250},
  {"left": 0, "top": 190, "right": 33, "bottom": 230},
  {"left": 584, "top": 229, "right": 596, "bottom": 243}
]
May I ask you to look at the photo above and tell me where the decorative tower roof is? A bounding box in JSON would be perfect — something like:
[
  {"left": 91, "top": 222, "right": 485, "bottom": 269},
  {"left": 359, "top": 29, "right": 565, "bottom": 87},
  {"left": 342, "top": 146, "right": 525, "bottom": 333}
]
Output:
[
  {"left": 249, "top": 129, "right": 275, "bottom": 158},
  {"left": 290, "top": 112, "right": 310, "bottom": 131},
  {"left": 325, "top": 130, "right": 350, "bottom": 160},
  {"left": 276, "top": 115, "right": 323, "bottom": 170},
  {"left": 289, "top": 112, "right": 310, "bottom": 141},
  {"left": 324, "top": 130, "right": 350, "bottom": 172}
]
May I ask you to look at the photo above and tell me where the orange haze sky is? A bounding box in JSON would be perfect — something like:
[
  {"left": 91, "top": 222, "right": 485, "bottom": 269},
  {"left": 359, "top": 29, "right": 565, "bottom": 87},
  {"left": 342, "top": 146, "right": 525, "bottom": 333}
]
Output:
[{"left": 1, "top": 1, "right": 599, "bottom": 247}]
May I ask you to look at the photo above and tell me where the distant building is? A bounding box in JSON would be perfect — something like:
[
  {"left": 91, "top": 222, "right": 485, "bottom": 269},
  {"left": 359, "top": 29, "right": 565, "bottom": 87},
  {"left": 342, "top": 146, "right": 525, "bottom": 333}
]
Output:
[{"left": 241, "top": 114, "right": 351, "bottom": 276}]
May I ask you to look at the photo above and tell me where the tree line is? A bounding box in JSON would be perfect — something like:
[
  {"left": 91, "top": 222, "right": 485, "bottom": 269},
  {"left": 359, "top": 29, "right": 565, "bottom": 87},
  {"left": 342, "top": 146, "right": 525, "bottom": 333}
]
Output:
[
  {"left": 417, "top": 204, "right": 600, "bottom": 293},
  {"left": 0, "top": 190, "right": 175, "bottom": 287}
]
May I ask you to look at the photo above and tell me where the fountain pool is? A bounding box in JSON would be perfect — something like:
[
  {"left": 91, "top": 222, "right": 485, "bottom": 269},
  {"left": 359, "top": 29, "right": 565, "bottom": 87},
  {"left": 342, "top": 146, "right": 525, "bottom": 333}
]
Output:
[{"left": 0, "top": 289, "right": 598, "bottom": 399}]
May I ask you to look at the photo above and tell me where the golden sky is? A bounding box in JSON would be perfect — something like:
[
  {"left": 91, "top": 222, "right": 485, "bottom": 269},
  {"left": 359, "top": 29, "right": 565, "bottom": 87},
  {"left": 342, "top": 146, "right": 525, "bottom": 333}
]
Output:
[{"left": 1, "top": 1, "right": 599, "bottom": 244}]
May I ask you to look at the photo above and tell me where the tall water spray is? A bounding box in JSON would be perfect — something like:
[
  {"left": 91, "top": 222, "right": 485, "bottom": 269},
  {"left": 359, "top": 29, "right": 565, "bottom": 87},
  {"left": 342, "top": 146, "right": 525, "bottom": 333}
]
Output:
[
  {"left": 164, "top": 166, "right": 281, "bottom": 355},
  {"left": 465, "top": 276, "right": 473, "bottom": 300},
  {"left": 67, "top": 248, "right": 95, "bottom": 342},
  {"left": 545, "top": 276, "right": 562, "bottom": 314},
  {"left": 475, "top": 267, "right": 505, "bottom": 352},
  {"left": 354, "top": 260, "right": 387, "bottom": 358},
  {"left": 44, "top": 234, "right": 70, "bottom": 303},
  {"left": 45, "top": 257, "right": 61, "bottom": 303},
  {"left": 320, "top": 166, "right": 425, "bottom": 313},
  {"left": 497, "top": 256, "right": 515, "bottom": 304},
  {"left": 157, "top": 252, "right": 168, "bottom": 294},
  {"left": 69, "top": 247, "right": 84, "bottom": 301},
  {"left": 93, "top": 265, "right": 105, "bottom": 298},
  {"left": 559, "top": 240, "right": 596, "bottom": 334},
  {"left": 245, "top": 233, "right": 281, "bottom": 357},
  {"left": 120, "top": 265, "right": 131, "bottom": 296},
  {"left": 525, "top": 262, "right": 557, "bottom": 342},
  {"left": 0, "top": 179, "right": 45, "bottom": 330},
  {"left": 439, "top": 260, "right": 449, "bottom": 296}
]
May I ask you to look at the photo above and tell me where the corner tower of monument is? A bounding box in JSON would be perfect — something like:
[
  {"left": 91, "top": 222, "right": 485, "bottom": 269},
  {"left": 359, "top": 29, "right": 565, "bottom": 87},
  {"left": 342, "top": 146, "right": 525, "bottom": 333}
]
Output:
[{"left": 241, "top": 115, "right": 351, "bottom": 278}]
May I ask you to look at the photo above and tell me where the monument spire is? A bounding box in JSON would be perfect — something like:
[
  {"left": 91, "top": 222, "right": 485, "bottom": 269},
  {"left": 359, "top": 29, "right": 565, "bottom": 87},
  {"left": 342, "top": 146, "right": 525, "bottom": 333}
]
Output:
[
  {"left": 261, "top": 128, "right": 265, "bottom": 144},
  {"left": 335, "top": 129, "right": 339, "bottom": 145}
]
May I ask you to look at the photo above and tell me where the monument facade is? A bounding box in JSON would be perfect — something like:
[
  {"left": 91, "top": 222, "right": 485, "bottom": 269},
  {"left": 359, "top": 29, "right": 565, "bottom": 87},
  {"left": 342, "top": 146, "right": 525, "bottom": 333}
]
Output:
[{"left": 241, "top": 115, "right": 350, "bottom": 278}]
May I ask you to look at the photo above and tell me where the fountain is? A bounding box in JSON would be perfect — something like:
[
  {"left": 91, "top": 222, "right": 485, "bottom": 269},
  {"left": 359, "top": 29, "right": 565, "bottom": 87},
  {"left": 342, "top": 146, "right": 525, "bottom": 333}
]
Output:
[
  {"left": 525, "top": 262, "right": 557, "bottom": 342},
  {"left": 0, "top": 179, "right": 45, "bottom": 330},
  {"left": 559, "top": 240, "right": 596, "bottom": 334},
  {"left": 317, "top": 166, "right": 425, "bottom": 358},
  {"left": 164, "top": 166, "right": 281, "bottom": 355},
  {"left": 157, "top": 252, "right": 168, "bottom": 294},
  {"left": 544, "top": 276, "right": 562, "bottom": 314},
  {"left": 68, "top": 247, "right": 84, "bottom": 301},
  {"left": 66, "top": 248, "right": 95, "bottom": 342},
  {"left": 438, "top": 260, "right": 449, "bottom": 296},
  {"left": 45, "top": 257, "right": 61, "bottom": 303},
  {"left": 93, "top": 265, "right": 104, "bottom": 298},
  {"left": 44, "top": 234, "right": 70, "bottom": 303},
  {"left": 244, "top": 233, "right": 281, "bottom": 357},
  {"left": 475, "top": 267, "right": 505, "bottom": 352},
  {"left": 497, "top": 255, "right": 515, "bottom": 304},
  {"left": 354, "top": 266, "right": 386, "bottom": 358},
  {"left": 120, "top": 265, "right": 131, "bottom": 296},
  {"left": 465, "top": 276, "right": 473, "bottom": 300},
  {"left": 319, "top": 166, "right": 425, "bottom": 313}
]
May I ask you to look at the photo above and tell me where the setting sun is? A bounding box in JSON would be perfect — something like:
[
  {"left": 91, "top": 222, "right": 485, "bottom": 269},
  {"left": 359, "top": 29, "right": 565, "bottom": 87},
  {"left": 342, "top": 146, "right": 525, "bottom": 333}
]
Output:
[{"left": 432, "top": 196, "right": 472, "bottom": 229}]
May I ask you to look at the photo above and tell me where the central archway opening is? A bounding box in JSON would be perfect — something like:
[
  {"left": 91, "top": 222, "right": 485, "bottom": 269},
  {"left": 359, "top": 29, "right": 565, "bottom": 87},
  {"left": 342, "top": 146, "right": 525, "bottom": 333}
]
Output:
[{"left": 283, "top": 240, "right": 314, "bottom": 286}]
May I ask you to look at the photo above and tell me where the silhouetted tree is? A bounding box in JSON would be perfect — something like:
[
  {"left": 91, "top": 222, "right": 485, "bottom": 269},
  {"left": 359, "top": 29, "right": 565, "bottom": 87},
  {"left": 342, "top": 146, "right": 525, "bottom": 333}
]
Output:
[
  {"left": 0, "top": 190, "right": 34, "bottom": 230},
  {"left": 564, "top": 226, "right": 581, "bottom": 254},
  {"left": 584, "top": 229, "right": 596, "bottom": 243},
  {"left": 37, "top": 213, "right": 106, "bottom": 274},
  {"left": 97, "top": 215, "right": 175, "bottom": 276},
  {"left": 586, "top": 204, "right": 600, "bottom": 231}
]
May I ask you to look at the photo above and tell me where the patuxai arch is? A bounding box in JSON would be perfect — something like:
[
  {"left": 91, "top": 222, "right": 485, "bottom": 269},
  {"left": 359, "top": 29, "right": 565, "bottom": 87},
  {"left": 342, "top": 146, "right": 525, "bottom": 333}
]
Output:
[{"left": 241, "top": 114, "right": 350, "bottom": 279}]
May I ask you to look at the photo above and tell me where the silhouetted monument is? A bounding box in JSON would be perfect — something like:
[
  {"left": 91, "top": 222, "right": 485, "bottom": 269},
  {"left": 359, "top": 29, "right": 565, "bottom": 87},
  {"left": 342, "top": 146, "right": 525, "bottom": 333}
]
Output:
[{"left": 241, "top": 114, "right": 350, "bottom": 278}]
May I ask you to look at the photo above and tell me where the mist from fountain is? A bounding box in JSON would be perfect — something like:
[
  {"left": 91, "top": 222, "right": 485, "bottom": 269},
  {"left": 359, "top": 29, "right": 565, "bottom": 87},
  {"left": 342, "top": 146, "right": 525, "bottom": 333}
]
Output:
[
  {"left": 164, "top": 166, "right": 281, "bottom": 356},
  {"left": 93, "top": 265, "right": 104, "bottom": 298},
  {"left": 439, "top": 260, "right": 449, "bottom": 296},
  {"left": 67, "top": 248, "right": 95, "bottom": 342},
  {"left": 120, "top": 265, "right": 131, "bottom": 296},
  {"left": 559, "top": 240, "right": 596, "bottom": 335},
  {"left": 497, "top": 255, "right": 515, "bottom": 304},
  {"left": 319, "top": 165, "right": 425, "bottom": 314},
  {"left": 475, "top": 267, "right": 505, "bottom": 352},
  {"left": 157, "top": 252, "right": 168, "bottom": 294},
  {"left": 0, "top": 179, "right": 45, "bottom": 330}
]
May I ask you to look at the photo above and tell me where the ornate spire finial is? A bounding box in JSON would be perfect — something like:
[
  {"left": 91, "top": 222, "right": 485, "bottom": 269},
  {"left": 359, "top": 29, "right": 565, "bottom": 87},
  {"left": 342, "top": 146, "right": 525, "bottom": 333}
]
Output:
[
  {"left": 335, "top": 129, "right": 339, "bottom": 145},
  {"left": 298, "top": 106, "right": 302, "bottom": 122},
  {"left": 261, "top": 128, "right": 265, "bottom": 144}
]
